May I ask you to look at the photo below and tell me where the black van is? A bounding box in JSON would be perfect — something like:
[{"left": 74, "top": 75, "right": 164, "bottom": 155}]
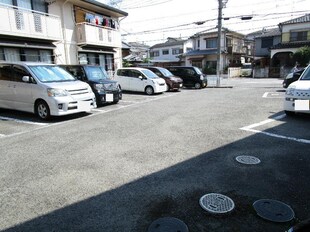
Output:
[
  {"left": 167, "top": 66, "right": 207, "bottom": 89},
  {"left": 61, "top": 65, "right": 122, "bottom": 105}
]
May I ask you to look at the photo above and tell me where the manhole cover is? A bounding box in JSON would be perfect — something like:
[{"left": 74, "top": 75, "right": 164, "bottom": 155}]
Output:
[
  {"left": 235, "top": 155, "right": 261, "bottom": 165},
  {"left": 253, "top": 199, "right": 295, "bottom": 222},
  {"left": 148, "top": 217, "right": 188, "bottom": 232},
  {"left": 199, "top": 193, "right": 235, "bottom": 214}
]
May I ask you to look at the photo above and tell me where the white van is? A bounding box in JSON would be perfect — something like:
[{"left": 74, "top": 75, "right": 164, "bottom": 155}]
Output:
[
  {"left": 0, "top": 62, "right": 96, "bottom": 120},
  {"left": 284, "top": 64, "right": 310, "bottom": 116},
  {"left": 114, "top": 67, "right": 167, "bottom": 95}
]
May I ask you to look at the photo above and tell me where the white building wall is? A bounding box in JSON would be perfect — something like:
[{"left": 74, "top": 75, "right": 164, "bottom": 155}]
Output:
[
  {"left": 282, "top": 22, "right": 310, "bottom": 33},
  {"left": 49, "top": 0, "right": 78, "bottom": 64}
]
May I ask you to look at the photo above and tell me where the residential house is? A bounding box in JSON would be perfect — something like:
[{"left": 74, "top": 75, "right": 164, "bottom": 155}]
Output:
[
  {"left": 149, "top": 37, "right": 193, "bottom": 67},
  {"left": 0, "top": 0, "right": 62, "bottom": 63},
  {"left": 0, "top": 0, "right": 128, "bottom": 73},
  {"left": 247, "top": 28, "right": 281, "bottom": 77},
  {"left": 122, "top": 41, "right": 150, "bottom": 65},
  {"left": 185, "top": 28, "right": 250, "bottom": 74},
  {"left": 270, "top": 14, "right": 310, "bottom": 77}
]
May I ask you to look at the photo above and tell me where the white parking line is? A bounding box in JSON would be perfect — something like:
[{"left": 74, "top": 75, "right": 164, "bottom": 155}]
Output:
[
  {"left": 0, "top": 116, "right": 49, "bottom": 126},
  {"left": 0, "top": 93, "right": 176, "bottom": 139},
  {"left": 240, "top": 114, "right": 310, "bottom": 144},
  {"left": 262, "top": 92, "right": 283, "bottom": 98}
]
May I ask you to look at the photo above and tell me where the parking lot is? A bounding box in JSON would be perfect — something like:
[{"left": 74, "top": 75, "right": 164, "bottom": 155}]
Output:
[{"left": 0, "top": 78, "right": 309, "bottom": 232}]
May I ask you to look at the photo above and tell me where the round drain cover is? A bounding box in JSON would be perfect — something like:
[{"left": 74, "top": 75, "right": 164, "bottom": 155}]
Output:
[
  {"left": 147, "top": 217, "right": 188, "bottom": 232},
  {"left": 199, "top": 193, "right": 235, "bottom": 214},
  {"left": 235, "top": 155, "right": 261, "bottom": 165},
  {"left": 253, "top": 199, "right": 295, "bottom": 223}
]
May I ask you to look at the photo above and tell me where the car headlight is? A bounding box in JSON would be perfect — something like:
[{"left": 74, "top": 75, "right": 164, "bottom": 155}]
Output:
[
  {"left": 94, "top": 84, "right": 104, "bottom": 91},
  {"left": 200, "top": 75, "right": 204, "bottom": 80},
  {"left": 47, "top": 88, "right": 69, "bottom": 97},
  {"left": 285, "top": 73, "right": 293, "bottom": 79},
  {"left": 286, "top": 87, "right": 295, "bottom": 96}
]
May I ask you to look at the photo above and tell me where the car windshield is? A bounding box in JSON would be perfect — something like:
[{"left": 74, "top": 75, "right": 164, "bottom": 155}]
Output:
[
  {"left": 141, "top": 69, "right": 160, "bottom": 79},
  {"left": 194, "top": 67, "right": 203, "bottom": 74},
  {"left": 158, "top": 68, "right": 174, "bottom": 77},
  {"left": 242, "top": 64, "right": 252, "bottom": 69},
  {"left": 84, "top": 66, "right": 109, "bottom": 81},
  {"left": 300, "top": 66, "right": 310, "bottom": 80},
  {"left": 29, "top": 66, "right": 76, "bottom": 83}
]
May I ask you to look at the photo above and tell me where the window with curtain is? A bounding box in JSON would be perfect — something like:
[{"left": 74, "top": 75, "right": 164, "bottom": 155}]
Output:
[
  {"left": 106, "top": 54, "right": 113, "bottom": 70},
  {"left": 23, "top": 49, "right": 39, "bottom": 62},
  {"left": 16, "top": 0, "right": 31, "bottom": 9},
  {"left": 39, "top": 50, "right": 52, "bottom": 63},
  {"left": 88, "top": 53, "right": 96, "bottom": 65},
  {"left": 99, "top": 54, "right": 106, "bottom": 69},
  {"left": 4, "top": 48, "right": 20, "bottom": 61},
  {"left": 0, "top": 0, "right": 13, "bottom": 5},
  {"left": 206, "top": 38, "right": 217, "bottom": 49}
]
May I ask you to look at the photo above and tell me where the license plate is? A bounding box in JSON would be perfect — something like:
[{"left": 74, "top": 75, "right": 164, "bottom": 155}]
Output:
[
  {"left": 295, "top": 100, "right": 310, "bottom": 111},
  {"left": 106, "top": 94, "right": 113, "bottom": 102},
  {"left": 78, "top": 101, "right": 91, "bottom": 111}
]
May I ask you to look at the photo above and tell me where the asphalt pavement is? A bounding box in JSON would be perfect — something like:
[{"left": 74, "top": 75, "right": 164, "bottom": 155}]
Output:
[{"left": 0, "top": 78, "right": 309, "bottom": 232}]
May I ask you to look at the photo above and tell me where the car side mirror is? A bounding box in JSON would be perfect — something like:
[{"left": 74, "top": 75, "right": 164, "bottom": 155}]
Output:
[
  {"left": 22, "top": 76, "right": 30, "bottom": 82},
  {"left": 138, "top": 75, "right": 144, "bottom": 80}
]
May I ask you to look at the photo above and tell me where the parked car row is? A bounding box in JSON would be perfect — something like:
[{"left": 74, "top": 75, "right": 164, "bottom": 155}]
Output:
[
  {"left": 0, "top": 62, "right": 96, "bottom": 120},
  {"left": 114, "top": 66, "right": 208, "bottom": 95},
  {"left": 284, "top": 64, "right": 310, "bottom": 116},
  {"left": 0, "top": 62, "right": 208, "bottom": 120}
]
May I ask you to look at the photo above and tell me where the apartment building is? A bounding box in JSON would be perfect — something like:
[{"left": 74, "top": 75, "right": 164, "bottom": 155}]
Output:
[{"left": 0, "top": 0, "right": 127, "bottom": 72}]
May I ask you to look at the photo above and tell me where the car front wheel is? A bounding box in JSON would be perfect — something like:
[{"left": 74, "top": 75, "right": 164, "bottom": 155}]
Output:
[
  {"left": 194, "top": 82, "right": 201, "bottom": 89},
  {"left": 145, "top": 86, "right": 154, "bottom": 95},
  {"left": 36, "top": 100, "right": 50, "bottom": 120}
]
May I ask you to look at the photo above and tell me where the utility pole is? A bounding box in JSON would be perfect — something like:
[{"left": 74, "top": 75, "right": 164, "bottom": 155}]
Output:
[{"left": 216, "top": 0, "right": 228, "bottom": 87}]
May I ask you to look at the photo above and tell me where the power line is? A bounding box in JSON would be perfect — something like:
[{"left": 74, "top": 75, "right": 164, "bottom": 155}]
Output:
[
  {"left": 119, "top": 0, "right": 173, "bottom": 9},
  {"left": 121, "top": 10, "right": 309, "bottom": 36}
]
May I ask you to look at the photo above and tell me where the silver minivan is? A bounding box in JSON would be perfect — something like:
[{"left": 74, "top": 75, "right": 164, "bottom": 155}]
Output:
[{"left": 0, "top": 62, "right": 96, "bottom": 120}]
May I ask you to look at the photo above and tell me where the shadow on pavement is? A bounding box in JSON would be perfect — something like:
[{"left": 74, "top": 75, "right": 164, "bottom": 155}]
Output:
[{"left": 2, "top": 114, "right": 310, "bottom": 232}]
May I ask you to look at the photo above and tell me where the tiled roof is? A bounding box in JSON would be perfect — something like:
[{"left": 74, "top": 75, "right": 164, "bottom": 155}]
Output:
[
  {"left": 280, "top": 14, "right": 310, "bottom": 25},
  {"left": 255, "top": 28, "right": 281, "bottom": 38},
  {"left": 150, "top": 40, "right": 185, "bottom": 49}
]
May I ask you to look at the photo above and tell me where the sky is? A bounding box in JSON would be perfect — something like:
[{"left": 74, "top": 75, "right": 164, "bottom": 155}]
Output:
[{"left": 99, "top": 0, "right": 310, "bottom": 46}]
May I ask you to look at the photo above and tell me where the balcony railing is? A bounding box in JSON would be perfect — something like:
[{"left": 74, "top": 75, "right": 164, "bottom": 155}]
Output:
[
  {"left": 227, "top": 44, "right": 246, "bottom": 54},
  {"left": 76, "top": 23, "right": 121, "bottom": 48},
  {"left": 0, "top": 3, "right": 62, "bottom": 41}
]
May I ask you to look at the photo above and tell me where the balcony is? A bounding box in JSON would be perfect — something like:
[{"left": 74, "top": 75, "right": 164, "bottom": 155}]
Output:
[
  {"left": 76, "top": 23, "right": 121, "bottom": 48},
  {"left": 227, "top": 44, "right": 246, "bottom": 54},
  {"left": 0, "top": 4, "right": 62, "bottom": 41}
]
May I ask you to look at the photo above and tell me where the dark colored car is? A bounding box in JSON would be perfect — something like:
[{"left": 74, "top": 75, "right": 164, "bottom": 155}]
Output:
[
  {"left": 60, "top": 65, "right": 122, "bottom": 105},
  {"left": 283, "top": 68, "right": 305, "bottom": 88},
  {"left": 145, "top": 66, "right": 183, "bottom": 91},
  {"left": 166, "top": 66, "right": 207, "bottom": 89}
]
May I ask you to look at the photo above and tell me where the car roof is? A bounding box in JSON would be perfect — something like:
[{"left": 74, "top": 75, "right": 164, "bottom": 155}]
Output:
[
  {"left": 168, "top": 66, "right": 197, "bottom": 68},
  {"left": 117, "top": 67, "right": 150, "bottom": 71},
  {"left": 0, "top": 61, "right": 55, "bottom": 66},
  {"left": 60, "top": 64, "right": 102, "bottom": 67}
]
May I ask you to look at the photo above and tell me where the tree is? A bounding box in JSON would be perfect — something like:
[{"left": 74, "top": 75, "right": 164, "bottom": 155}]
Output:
[{"left": 293, "top": 46, "right": 310, "bottom": 67}]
